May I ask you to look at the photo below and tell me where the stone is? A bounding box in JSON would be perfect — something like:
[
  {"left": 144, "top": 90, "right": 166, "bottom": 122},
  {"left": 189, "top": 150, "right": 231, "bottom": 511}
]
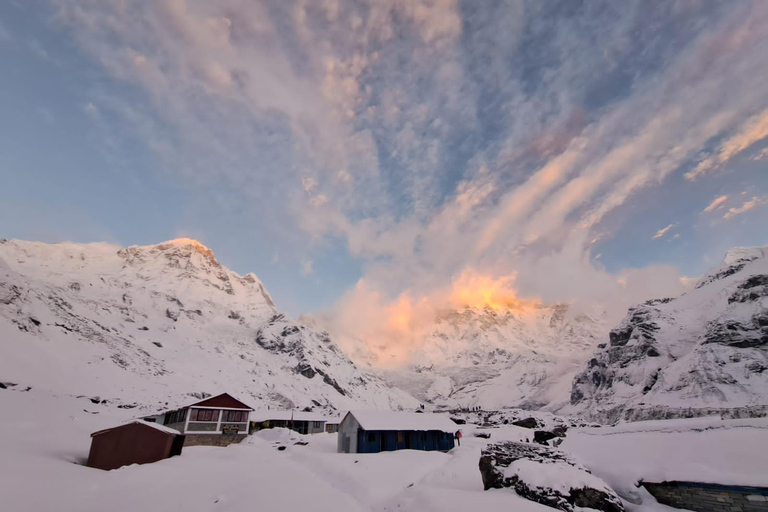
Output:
[
  {"left": 512, "top": 417, "right": 540, "bottom": 429},
  {"left": 534, "top": 430, "right": 559, "bottom": 445},
  {"left": 479, "top": 441, "right": 624, "bottom": 512}
]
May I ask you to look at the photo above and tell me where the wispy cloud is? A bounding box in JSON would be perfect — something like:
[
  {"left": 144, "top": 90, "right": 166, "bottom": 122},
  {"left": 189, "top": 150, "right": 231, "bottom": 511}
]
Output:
[
  {"left": 686, "top": 108, "right": 768, "bottom": 180},
  {"left": 723, "top": 195, "right": 768, "bottom": 219},
  {"left": 750, "top": 147, "right": 768, "bottom": 161},
  {"left": 50, "top": 0, "right": 768, "bottom": 359},
  {"left": 652, "top": 224, "right": 677, "bottom": 240},
  {"left": 702, "top": 195, "right": 729, "bottom": 214}
]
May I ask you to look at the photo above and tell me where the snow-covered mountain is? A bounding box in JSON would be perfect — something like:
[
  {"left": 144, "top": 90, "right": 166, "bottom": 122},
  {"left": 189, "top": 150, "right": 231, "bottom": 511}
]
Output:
[
  {"left": 0, "top": 238, "right": 416, "bottom": 413},
  {"left": 568, "top": 245, "right": 768, "bottom": 423},
  {"left": 327, "top": 303, "right": 608, "bottom": 411}
]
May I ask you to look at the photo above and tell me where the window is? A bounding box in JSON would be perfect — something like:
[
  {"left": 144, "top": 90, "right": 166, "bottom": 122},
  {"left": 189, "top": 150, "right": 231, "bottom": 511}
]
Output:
[
  {"left": 313, "top": 421, "right": 323, "bottom": 428},
  {"left": 163, "top": 409, "right": 187, "bottom": 425},
  {"left": 223, "top": 410, "right": 246, "bottom": 422},
  {"left": 192, "top": 409, "right": 220, "bottom": 422},
  {"left": 397, "top": 432, "right": 404, "bottom": 443}
]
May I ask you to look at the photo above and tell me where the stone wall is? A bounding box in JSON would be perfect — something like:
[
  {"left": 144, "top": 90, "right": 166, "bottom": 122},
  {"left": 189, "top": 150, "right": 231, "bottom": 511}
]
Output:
[
  {"left": 644, "top": 481, "right": 768, "bottom": 512},
  {"left": 183, "top": 434, "right": 249, "bottom": 447}
]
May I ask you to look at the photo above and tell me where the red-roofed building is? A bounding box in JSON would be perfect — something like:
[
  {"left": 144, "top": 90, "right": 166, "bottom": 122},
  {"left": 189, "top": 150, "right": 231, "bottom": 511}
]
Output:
[{"left": 144, "top": 393, "right": 254, "bottom": 447}]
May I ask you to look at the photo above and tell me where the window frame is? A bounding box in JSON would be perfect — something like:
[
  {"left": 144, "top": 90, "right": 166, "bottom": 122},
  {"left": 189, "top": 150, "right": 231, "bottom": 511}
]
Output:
[{"left": 191, "top": 408, "right": 220, "bottom": 422}]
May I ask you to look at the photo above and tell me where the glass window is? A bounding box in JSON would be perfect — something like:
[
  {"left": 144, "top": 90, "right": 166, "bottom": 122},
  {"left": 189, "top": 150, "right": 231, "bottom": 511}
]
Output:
[
  {"left": 224, "top": 410, "right": 246, "bottom": 422},
  {"left": 192, "top": 409, "right": 219, "bottom": 422}
]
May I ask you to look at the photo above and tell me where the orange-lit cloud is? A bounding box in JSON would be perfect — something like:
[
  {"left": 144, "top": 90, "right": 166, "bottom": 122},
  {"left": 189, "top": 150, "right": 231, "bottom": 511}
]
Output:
[
  {"left": 448, "top": 270, "right": 540, "bottom": 312},
  {"left": 331, "top": 269, "right": 541, "bottom": 366}
]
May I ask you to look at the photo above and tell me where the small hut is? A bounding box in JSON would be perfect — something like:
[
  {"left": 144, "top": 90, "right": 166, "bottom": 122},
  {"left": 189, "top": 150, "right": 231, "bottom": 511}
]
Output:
[
  {"left": 337, "top": 411, "right": 457, "bottom": 453},
  {"left": 87, "top": 420, "right": 184, "bottom": 471}
]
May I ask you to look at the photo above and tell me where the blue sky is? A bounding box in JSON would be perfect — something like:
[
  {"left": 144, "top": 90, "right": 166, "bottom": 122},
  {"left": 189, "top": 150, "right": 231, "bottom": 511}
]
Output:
[{"left": 1, "top": 0, "right": 767, "bottom": 318}]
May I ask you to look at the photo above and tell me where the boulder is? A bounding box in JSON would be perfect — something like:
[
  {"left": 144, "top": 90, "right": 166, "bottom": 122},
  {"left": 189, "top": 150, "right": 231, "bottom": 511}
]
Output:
[
  {"left": 479, "top": 441, "right": 624, "bottom": 512},
  {"left": 534, "top": 430, "right": 558, "bottom": 445},
  {"left": 512, "top": 417, "right": 539, "bottom": 429}
]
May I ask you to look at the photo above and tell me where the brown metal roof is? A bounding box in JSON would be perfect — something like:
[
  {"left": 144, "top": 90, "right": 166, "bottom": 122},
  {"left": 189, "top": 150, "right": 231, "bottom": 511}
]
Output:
[
  {"left": 91, "top": 420, "right": 180, "bottom": 438},
  {"left": 189, "top": 393, "right": 253, "bottom": 410}
]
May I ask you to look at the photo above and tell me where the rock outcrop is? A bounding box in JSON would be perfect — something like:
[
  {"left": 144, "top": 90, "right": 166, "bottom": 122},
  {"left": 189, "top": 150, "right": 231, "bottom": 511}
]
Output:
[{"left": 479, "top": 441, "right": 624, "bottom": 512}]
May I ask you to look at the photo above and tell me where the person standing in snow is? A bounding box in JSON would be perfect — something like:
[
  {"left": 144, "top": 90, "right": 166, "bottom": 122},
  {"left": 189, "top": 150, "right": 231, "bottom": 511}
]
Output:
[{"left": 455, "top": 430, "right": 462, "bottom": 446}]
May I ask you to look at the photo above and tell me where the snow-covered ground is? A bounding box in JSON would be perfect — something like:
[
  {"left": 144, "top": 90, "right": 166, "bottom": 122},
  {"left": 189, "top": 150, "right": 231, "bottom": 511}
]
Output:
[
  {"left": 0, "top": 386, "right": 551, "bottom": 512},
  {"left": 6, "top": 386, "right": 764, "bottom": 512},
  {"left": 564, "top": 416, "right": 768, "bottom": 499}
]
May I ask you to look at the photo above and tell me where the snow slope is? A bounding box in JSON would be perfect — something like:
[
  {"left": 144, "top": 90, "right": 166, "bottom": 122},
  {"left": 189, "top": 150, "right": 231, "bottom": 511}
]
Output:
[
  {"left": 568, "top": 245, "right": 768, "bottom": 423},
  {"left": 0, "top": 238, "right": 416, "bottom": 413}
]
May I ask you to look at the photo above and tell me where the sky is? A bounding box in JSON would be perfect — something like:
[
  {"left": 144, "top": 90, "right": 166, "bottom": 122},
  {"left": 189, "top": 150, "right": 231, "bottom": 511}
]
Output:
[{"left": 1, "top": 0, "right": 767, "bottom": 321}]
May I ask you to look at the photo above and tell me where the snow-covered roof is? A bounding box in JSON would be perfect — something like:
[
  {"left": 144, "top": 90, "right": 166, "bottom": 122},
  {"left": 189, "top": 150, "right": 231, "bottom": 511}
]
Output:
[
  {"left": 91, "top": 420, "right": 181, "bottom": 437},
  {"left": 346, "top": 411, "right": 458, "bottom": 433},
  {"left": 565, "top": 416, "right": 768, "bottom": 489},
  {"left": 250, "top": 410, "right": 332, "bottom": 422}
]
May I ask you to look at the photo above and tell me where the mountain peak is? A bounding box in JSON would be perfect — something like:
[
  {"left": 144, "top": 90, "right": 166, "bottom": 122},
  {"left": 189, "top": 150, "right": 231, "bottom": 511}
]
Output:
[{"left": 157, "top": 238, "right": 210, "bottom": 251}]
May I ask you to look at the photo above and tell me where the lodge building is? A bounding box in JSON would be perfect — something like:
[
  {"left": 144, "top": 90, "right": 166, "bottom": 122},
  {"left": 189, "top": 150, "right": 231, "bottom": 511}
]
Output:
[{"left": 144, "top": 393, "right": 254, "bottom": 447}]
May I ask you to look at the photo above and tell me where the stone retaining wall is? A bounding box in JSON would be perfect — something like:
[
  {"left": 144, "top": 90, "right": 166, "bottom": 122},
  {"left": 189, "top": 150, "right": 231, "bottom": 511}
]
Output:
[
  {"left": 183, "top": 434, "right": 248, "bottom": 447},
  {"left": 644, "top": 481, "right": 768, "bottom": 512}
]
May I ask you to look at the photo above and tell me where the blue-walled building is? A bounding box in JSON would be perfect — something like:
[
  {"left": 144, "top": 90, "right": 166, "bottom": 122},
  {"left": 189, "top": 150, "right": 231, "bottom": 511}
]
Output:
[{"left": 337, "top": 411, "right": 458, "bottom": 454}]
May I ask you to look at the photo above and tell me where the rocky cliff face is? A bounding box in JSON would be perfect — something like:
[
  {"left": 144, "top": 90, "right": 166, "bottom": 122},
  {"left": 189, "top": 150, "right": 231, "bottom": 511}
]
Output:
[
  {"left": 0, "top": 239, "right": 416, "bottom": 413},
  {"left": 569, "top": 245, "right": 768, "bottom": 423}
]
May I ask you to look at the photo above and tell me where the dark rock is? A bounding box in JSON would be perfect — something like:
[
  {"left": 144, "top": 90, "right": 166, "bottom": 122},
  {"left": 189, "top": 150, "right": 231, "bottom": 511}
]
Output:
[
  {"left": 277, "top": 446, "right": 286, "bottom": 451},
  {"left": 534, "top": 430, "right": 558, "bottom": 445},
  {"left": 646, "top": 346, "right": 660, "bottom": 357},
  {"left": 165, "top": 308, "right": 179, "bottom": 322},
  {"left": 479, "top": 441, "right": 623, "bottom": 512},
  {"left": 512, "top": 417, "right": 539, "bottom": 429},
  {"left": 695, "top": 260, "right": 753, "bottom": 289},
  {"left": 552, "top": 426, "right": 568, "bottom": 437},
  {"left": 703, "top": 317, "right": 768, "bottom": 348},
  {"left": 297, "top": 363, "right": 316, "bottom": 379},
  {"left": 152, "top": 342, "right": 163, "bottom": 348},
  {"left": 138, "top": 326, "right": 149, "bottom": 331},
  {"left": 474, "top": 432, "right": 491, "bottom": 439},
  {"left": 451, "top": 417, "right": 466, "bottom": 425}
]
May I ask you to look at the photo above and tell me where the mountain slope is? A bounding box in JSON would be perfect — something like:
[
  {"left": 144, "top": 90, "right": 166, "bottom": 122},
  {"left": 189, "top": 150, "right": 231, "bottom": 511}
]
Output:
[
  {"left": 327, "top": 303, "right": 608, "bottom": 411},
  {"left": 568, "top": 245, "right": 768, "bottom": 423},
  {"left": 0, "top": 238, "right": 416, "bottom": 413}
]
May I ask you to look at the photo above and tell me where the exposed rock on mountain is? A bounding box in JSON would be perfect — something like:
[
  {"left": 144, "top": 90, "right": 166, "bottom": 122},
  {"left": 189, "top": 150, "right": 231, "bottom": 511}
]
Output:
[
  {"left": 363, "top": 304, "right": 607, "bottom": 411},
  {"left": 569, "top": 245, "right": 768, "bottom": 423},
  {"left": 0, "top": 239, "right": 415, "bottom": 413}
]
